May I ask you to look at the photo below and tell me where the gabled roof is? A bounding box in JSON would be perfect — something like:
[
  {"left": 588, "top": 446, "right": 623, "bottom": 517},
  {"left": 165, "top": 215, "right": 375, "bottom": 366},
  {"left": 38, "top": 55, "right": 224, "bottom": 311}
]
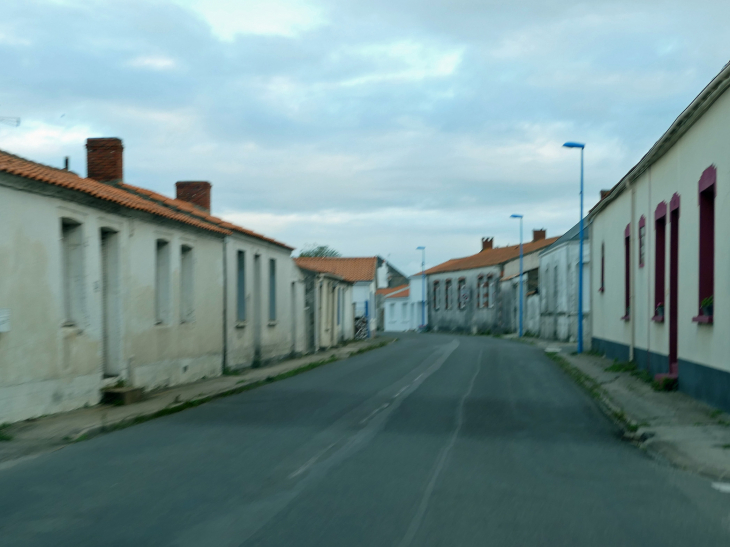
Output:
[
  {"left": 0, "top": 148, "right": 293, "bottom": 249},
  {"left": 590, "top": 60, "right": 730, "bottom": 218},
  {"left": 424, "top": 237, "right": 560, "bottom": 276},
  {"left": 377, "top": 284, "right": 408, "bottom": 297},
  {"left": 385, "top": 286, "right": 409, "bottom": 299},
  {"left": 540, "top": 221, "right": 589, "bottom": 252},
  {"left": 294, "top": 257, "right": 378, "bottom": 283}
]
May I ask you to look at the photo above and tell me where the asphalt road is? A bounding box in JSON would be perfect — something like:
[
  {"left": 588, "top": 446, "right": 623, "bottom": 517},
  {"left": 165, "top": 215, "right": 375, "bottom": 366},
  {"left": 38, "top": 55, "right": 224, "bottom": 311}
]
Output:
[{"left": 2, "top": 334, "right": 729, "bottom": 546}]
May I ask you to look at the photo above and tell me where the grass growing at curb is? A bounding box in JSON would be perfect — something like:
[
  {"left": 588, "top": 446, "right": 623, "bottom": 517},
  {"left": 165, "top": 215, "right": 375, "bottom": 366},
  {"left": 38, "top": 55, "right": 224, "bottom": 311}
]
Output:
[
  {"left": 72, "top": 339, "right": 395, "bottom": 443},
  {"left": 0, "top": 424, "right": 12, "bottom": 442},
  {"left": 545, "top": 352, "right": 639, "bottom": 434}
]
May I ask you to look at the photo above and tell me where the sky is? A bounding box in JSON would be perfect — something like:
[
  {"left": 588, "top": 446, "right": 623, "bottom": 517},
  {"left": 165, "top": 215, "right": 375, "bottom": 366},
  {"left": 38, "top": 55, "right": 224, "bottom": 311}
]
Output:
[{"left": 2, "top": 0, "right": 730, "bottom": 276}]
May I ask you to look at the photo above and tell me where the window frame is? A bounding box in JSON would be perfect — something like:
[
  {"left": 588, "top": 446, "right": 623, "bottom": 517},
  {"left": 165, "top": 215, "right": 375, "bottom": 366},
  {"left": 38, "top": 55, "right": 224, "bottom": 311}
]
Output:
[
  {"left": 622, "top": 224, "right": 630, "bottom": 320},
  {"left": 599, "top": 242, "right": 605, "bottom": 293},
  {"left": 236, "top": 250, "right": 246, "bottom": 321},
  {"left": 155, "top": 239, "right": 171, "bottom": 325},
  {"left": 61, "top": 218, "right": 85, "bottom": 327},
  {"left": 180, "top": 244, "right": 194, "bottom": 323},
  {"left": 268, "top": 258, "right": 277, "bottom": 322},
  {"left": 432, "top": 280, "right": 440, "bottom": 311},
  {"left": 653, "top": 202, "right": 667, "bottom": 322},
  {"left": 457, "top": 277, "right": 467, "bottom": 310},
  {"left": 694, "top": 165, "right": 716, "bottom": 323},
  {"left": 638, "top": 216, "right": 646, "bottom": 268},
  {"left": 444, "top": 279, "right": 452, "bottom": 310}
]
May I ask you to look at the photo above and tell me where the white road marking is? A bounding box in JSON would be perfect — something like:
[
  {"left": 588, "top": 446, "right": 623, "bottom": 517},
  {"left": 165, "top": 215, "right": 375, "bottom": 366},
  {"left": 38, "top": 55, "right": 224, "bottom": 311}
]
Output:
[
  {"left": 288, "top": 443, "right": 337, "bottom": 479},
  {"left": 711, "top": 482, "right": 730, "bottom": 493},
  {"left": 394, "top": 386, "right": 409, "bottom": 399},
  {"left": 398, "top": 349, "right": 483, "bottom": 547},
  {"left": 359, "top": 403, "right": 391, "bottom": 425}
]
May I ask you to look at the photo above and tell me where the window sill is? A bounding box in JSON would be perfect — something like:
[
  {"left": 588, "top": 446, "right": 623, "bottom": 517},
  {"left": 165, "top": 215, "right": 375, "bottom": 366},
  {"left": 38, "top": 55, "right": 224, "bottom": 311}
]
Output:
[
  {"left": 620, "top": 315, "right": 630, "bottom": 322},
  {"left": 651, "top": 315, "right": 665, "bottom": 323},
  {"left": 235, "top": 320, "right": 247, "bottom": 329},
  {"left": 267, "top": 320, "right": 278, "bottom": 327},
  {"left": 598, "top": 288, "right": 604, "bottom": 293},
  {"left": 692, "top": 315, "right": 713, "bottom": 325}
]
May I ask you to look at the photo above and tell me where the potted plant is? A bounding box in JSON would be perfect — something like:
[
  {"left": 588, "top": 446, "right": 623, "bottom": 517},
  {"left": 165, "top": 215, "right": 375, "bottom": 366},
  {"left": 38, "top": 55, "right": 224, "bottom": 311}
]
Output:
[
  {"left": 701, "top": 296, "right": 713, "bottom": 317},
  {"left": 655, "top": 302, "right": 664, "bottom": 319}
]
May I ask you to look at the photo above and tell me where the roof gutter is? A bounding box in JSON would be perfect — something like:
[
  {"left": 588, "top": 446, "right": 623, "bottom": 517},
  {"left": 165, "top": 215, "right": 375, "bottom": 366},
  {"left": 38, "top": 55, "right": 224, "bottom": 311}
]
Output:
[{"left": 589, "top": 60, "right": 730, "bottom": 219}]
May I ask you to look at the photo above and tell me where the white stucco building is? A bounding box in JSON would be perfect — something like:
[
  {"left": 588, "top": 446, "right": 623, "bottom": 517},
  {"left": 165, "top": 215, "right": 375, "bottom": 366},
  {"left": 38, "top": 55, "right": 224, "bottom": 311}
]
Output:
[
  {"left": 589, "top": 62, "right": 730, "bottom": 412},
  {"left": 296, "top": 261, "right": 354, "bottom": 351},
  {"left": 538, "top": 221, "right": 591, "bottom": 346},
  {"left": 0, "top": 138, "right": 303, "bottom": 423}
]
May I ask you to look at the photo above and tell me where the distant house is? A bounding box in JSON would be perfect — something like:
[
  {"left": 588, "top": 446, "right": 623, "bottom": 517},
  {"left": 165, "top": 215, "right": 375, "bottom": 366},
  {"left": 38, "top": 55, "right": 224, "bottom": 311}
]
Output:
[
  {"left": 426, "top": 232, "right": 558, "bottom": 334},
  {"left": 0, "top": 138, "right": 303, "bottom": 423},
  {"left": 588, "top": 62, "right": 730, "bottom": 412},
  {"left": 295, "top": 257, "right": 381, "bottom": 336},
  {"left": 538, "top": 220, "right": 591, "bottom": 346},
  {"left": 295, "top": 260, "right": 354, "bottom": 351},
  {"left": 380, "top": 285, "right": 409, "bottom": 331}
]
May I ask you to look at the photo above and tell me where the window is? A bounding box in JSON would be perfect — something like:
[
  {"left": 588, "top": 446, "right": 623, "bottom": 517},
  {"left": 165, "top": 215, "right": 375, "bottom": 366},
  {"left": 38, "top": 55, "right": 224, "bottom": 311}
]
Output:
[
  {"left": 390, "top": 302, "right": 395, "bottom": 318},
  {"left": 155, "top": 240, "right": 171, "bottom": 324},
  {"left": 599, "top": 243, "right": 605, "bottom": 293},
  {"left": 696, "top": 165, "right": 716, "bottom": 319},
  {"left": 433, "top": 281, "right": 440, "bottom": 311},
  {"left": 236, "top": 251, "right": 246, "bottom": 321},
  {"left": 269, "top": 259, "right": 276, "bottom": 321},
  {"left": 476, "top": 275, "right": 484, "bottom": 308},
  {"left": 654, "top": 202, "right": 667, "bottom": 320},
  {"left": 337, "top": 287, "right": 341, "bottom": 325},
  {"left": 458, "top": 278, "right": 467, "bottom": 310},
  {"left": 623, "top": 224, "right": 630, "bottom": 319},
  {"left": 553, "top": 265, "right": 558, "bottom": 312},
  {"left": 61, "top": 218, "right": 85, "bottom": 326},
  {"left": 485, "top": 275, "right": 492, "bottom": 308},
  {"left": 638, "top": 216, "right": 646, "bottom": 268},
  {"left": 402, "top": 302, "right": 408, "bottom": 322},
  {"left": 445, "top": 279, "right": 452, "bottom": 309},
  {"left": 180, "top": 245, "right": 194, "bottom": 322}
]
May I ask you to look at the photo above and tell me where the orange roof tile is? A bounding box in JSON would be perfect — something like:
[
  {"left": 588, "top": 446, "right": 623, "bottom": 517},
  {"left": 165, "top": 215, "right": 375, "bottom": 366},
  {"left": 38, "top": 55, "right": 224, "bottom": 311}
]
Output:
[
  {"left": 385, "top": 287, "right": 409, "bottom": 299},
  {"left": 295, "top": 257, "right": 378, "bottom": 283},
  {"left": 0, "top": 148, "right": 294, "bottom": 249},
  {"left": 377, "top": 284, "right": 408, "bottom": 297},
  {"left": 0, "top": 150, "right": 229, "bottom": 235},
  {"left": 424, "top": 237, "right": 560, "bottom": 276}
]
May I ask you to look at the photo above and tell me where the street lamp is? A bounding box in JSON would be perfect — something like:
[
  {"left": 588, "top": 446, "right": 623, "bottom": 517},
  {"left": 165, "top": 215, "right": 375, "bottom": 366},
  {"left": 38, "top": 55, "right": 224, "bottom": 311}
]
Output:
[
  {"left": 416, "top": 246, "right": 426, "bottom": 329},
  {"left": 563, "top": 141, "right": 585, "bottom": 353},
  {"left": 510, "top": 214, "right": 524, "bottom": 337}
]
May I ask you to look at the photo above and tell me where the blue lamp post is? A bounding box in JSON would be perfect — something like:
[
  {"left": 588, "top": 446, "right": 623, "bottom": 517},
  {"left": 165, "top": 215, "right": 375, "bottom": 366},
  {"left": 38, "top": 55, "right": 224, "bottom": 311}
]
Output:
[
  {"left": 416, "top": 246, "right": 426, "bottom": 329},
  {"left": 510, "top": 214, "right": 524, "bottom": 337},
  {"left": 563, "top": 141, "right": 585, "bottom": 354}
]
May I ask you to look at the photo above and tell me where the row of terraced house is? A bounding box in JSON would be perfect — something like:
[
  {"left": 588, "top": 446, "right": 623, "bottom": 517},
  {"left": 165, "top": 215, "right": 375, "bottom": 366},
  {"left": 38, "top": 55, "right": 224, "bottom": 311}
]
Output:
[{"left": 0, "top": 138, "right": 394, "bottom": 423}]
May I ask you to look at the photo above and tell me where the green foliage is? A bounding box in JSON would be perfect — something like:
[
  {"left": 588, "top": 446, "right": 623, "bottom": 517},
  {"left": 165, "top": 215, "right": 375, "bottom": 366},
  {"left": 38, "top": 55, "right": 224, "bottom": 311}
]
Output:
[
  {"left": 701, "top": 295, "right": 714, "bottom": 307},
  {"left": 299, "top": 245, "right": 342, "bottom": 258},
  {"left": 0, "top": 423, "right": 12, "bottom": 442},
  {"left": 606, "top": 360, "right": 637, "bottom": 373}
]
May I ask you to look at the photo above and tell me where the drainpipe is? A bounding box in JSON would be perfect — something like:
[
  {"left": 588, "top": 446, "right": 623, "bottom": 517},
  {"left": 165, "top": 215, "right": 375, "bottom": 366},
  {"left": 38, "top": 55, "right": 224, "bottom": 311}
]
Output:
[{"left": 222, "top": 237, "right": 228, "bottom": 373}]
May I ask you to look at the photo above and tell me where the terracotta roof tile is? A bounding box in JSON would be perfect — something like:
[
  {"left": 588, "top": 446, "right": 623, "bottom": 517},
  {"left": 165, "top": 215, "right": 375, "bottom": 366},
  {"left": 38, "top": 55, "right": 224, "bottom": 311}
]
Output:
[
  {"left": 0, "top": 150, "right": 230, "bottom": 235},
  {"left": 385, "top": 287, "right": 409, "bottom": 299},
  {"left": 295, "top": 257, "right": 378, "bottom": 283},
  {"left": 425, "top": 237, "right": 560, "bottom": 276},
  {"left": 0, "top": 148, "right": 296, "bottom": 249},
  {"left": 377, "top": 284, "right": 408, "bottom": 297}
]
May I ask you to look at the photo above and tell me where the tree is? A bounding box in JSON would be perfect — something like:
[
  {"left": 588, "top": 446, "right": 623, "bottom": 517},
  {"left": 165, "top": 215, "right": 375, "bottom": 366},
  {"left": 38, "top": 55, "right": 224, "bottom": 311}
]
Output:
[{"left": 299, "top": 244, "right": 342, "bottom": 258}]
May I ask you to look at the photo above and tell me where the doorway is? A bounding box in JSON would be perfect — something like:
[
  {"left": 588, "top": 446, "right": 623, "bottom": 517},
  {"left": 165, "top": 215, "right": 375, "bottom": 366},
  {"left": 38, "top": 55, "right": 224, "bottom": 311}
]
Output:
[
  {"left": 100, "top": 229, "right": 122, "bottom": 377},
  {"left": 669, "top": 196, "right": 680, "bottom": 374}
]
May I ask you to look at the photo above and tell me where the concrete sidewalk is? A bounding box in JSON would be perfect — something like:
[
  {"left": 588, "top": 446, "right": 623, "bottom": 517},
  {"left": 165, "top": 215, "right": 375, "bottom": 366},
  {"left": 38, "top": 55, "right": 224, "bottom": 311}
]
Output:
[
  {"left": 527, "top": 337, "right": 730, "bottom": 480},
  {"left": 0, "top": 337, "right": 396, "bottom": 467}
]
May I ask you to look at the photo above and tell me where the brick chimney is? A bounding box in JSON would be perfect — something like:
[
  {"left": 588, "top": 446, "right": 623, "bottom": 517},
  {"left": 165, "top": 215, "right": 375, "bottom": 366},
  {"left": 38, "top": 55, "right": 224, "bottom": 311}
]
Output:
[
  {"left": 600, "top": 189, "right": 611, "bottom": 200},
  {"left": 481, "top": 237, "right": 493, "bottom": 251},
  {"left": 532, "top": 229, "right": 546, "bottom": 242},
  {"left": 175, "top": 181, "right": 211, "bottom": 213},
  {"left": 86, "top": 138, "right": 123, "bottom": 183}
]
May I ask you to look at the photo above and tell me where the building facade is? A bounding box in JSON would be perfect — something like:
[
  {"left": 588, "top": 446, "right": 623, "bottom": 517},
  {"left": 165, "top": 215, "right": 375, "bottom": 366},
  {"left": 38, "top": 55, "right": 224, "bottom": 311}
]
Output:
[
  {"left": 538, "top": 221, "right": 591, "bottom": 346},
  {"left": 0, "top": 138, "right": 303, "bottom": 423},
  {"left": 589, "top": 62, "right": 730, "bottom": 412},
  {"left": 427, "top": 233, "right": 558, "bottom": 334}
]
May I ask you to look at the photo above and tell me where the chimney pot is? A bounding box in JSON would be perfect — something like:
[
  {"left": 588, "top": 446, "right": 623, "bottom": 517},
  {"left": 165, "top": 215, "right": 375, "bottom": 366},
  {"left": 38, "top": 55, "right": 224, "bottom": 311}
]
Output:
[
  {"left": 532, "top": 229, "right": 546, "bottom": 242},
  {"left": 176, "top": 181, "right": 212, "bottom": 213},
  {"left": 86, "top": 138, "right": 123, "bottom": 183},
  {"left": 481, "top": 237, "right": 493, "bottom": 251}
]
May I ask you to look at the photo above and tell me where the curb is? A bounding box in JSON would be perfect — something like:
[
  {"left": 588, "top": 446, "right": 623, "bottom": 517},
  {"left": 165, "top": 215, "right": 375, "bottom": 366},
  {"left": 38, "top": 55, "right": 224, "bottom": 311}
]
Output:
[
  {"left": 544, "top": 349, "right": 730, "bottom": 481},
  {"left": 65, "top": 338, "right": 397, "bottom": 443}
]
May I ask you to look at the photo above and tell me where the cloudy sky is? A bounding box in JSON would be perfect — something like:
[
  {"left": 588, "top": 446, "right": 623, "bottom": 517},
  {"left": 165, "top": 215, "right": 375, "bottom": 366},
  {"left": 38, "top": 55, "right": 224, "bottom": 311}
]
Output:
[{"left": 2, "top": 0, "right": 729, "bottom": 274}]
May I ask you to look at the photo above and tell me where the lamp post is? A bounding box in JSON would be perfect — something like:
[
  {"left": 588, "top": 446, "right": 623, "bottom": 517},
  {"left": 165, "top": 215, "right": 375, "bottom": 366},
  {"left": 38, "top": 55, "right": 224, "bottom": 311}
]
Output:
[
  {"left": 417, "top": 246, "right": 426, "bottom": 329},
  {"left": 510, "top": 214, "right": 524, "bottom": 337},
  {"left": 563, "top": 141, "right": 585, "bottom": 354}
]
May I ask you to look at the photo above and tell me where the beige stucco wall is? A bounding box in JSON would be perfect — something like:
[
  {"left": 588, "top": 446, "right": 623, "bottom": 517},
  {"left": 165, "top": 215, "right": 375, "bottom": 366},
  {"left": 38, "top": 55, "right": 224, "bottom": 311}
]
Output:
[
  {"left": 591, "top": 86, "right": 730, "bottom": 373},
  {"left": 224, "top": 235, "right": 305, "bottom": 370},
  {"left": 0, "top": 175, "right": 224, "bottom": 423}
]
